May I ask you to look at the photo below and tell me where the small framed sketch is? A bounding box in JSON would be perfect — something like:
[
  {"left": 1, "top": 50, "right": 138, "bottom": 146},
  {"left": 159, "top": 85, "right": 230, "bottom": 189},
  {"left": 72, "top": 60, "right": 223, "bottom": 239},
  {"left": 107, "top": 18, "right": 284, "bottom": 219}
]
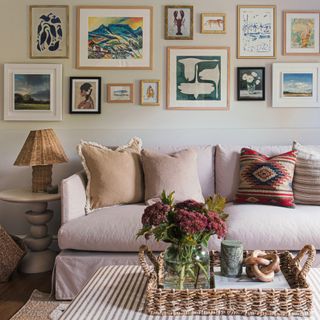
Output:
[
  {"left": 272, "top": 63, "right": 320, "bottom": 108},
  {"left": 165, "top": 5, "right": 193, "bottom": 40},
  {"left": 77, "top": 6, "right": 153, "bottom": 69},
  {"left": 238, "top": 5, "right": 276, "bottom": 59},
  {"left": 167, "top": 46, "right": 230, "bottom": 110},
  {"left": 284, "top": 11, "right": 320, "bottom": 55},
  {"left": 70, "top": 77, "right": 101, "bottom": 114},
  {"left": 3, "top": 64, "right": 62, "bottom": 121},
  {"left": 107, "top": 84, "right": 134, "bottom": 103},
  {"left": 201, "top": 13, "right": 226, "bottom": 34},
  {"left": 29, "top": 5, "right": 69, "bottom": 58},
  {"left": 237, "top": 67, "right": 265, "bottom": 101},
  {"left": 140, "top": 80, "right": 160, "bottom": 106}
]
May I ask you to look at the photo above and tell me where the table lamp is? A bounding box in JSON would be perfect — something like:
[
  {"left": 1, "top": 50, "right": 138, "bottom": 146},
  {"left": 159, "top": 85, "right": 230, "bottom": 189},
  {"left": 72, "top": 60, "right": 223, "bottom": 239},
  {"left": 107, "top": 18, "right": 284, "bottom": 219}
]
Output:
[{"left": 14, "top": 129, "right": 68, "bottom": 193}]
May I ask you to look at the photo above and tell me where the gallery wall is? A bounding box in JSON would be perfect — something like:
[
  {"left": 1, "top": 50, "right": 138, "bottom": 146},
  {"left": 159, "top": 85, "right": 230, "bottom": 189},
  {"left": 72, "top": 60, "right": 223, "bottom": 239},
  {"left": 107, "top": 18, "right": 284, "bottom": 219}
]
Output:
[{"left": 1, "top": 0, "right": 320, "bottom": 235}]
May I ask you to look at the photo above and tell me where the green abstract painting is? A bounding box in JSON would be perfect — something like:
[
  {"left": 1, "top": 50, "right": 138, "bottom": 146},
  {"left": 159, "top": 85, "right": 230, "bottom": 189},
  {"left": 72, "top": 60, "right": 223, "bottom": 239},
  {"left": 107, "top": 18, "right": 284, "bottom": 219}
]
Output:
[{"left": 176, "top": 56, "right": 221, "bottom": 101}]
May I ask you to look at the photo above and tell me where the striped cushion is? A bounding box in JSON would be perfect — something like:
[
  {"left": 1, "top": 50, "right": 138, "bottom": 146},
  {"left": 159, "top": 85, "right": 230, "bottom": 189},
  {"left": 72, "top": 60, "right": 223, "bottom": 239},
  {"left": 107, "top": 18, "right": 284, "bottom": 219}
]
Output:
[
  {"left": 293, "top": 142, "right": 320, "bottom": 205},
  {"left": 235, "top": 148, "right": 297, "bottom": 208}
]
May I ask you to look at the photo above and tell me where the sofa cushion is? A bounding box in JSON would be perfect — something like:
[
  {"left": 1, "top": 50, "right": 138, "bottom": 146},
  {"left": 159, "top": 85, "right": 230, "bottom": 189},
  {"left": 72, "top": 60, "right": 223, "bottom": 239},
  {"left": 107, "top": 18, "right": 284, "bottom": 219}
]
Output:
[
  {"left": 58, "top": 204, "right": 221, "bottom": 252},
  {"left": 216, "top": 145, "right": 291, "bottom": 201},
  {"left": 235, "top": 148, "right": 297, "bottom": 208},
  {"left": 141, "top": 148, "right": 204, "bottom": 203},
  {"left": 225, "top": 203, "right": 320, "bottom": 250},
  {"left": 293, "top": 142, "right": 320, "bottom": 205},
  {"left": 77, "top": 137, "right": 144, "bottom": 213}
]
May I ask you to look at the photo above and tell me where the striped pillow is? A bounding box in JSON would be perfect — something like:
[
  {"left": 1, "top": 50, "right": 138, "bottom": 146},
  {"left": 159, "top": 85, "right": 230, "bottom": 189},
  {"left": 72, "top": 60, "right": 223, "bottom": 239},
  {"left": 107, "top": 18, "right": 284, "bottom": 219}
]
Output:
[
  {"left": 293, "top": 142, "right": 320, "bottom": 205},
  {"left": 235, "top": 148, "right": 297, "bottom": 208}
]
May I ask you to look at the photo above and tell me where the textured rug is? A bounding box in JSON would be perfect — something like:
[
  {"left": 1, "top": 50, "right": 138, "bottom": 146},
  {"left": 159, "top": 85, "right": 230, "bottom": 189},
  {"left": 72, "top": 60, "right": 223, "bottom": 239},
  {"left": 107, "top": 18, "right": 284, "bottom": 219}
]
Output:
[{"left": 9, "top": 290, "right": 69, "bottom": 320}]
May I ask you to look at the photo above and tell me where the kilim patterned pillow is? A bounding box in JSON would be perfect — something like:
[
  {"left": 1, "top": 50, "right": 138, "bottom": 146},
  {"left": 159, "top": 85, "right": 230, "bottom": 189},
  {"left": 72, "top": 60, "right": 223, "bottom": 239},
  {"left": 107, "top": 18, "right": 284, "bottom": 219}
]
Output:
[
  {"left": 293, "top": 142, "right": 320, "bottom": 205},
  {"left": 235, "top": 148, "right": 297, "bottom": 208}
]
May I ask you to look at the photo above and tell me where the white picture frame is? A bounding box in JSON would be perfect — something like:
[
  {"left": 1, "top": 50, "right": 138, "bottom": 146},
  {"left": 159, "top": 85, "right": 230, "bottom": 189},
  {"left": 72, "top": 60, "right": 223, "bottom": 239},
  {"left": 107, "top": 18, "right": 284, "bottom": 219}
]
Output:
[
  {"left": 4, "top": 64, "right": 63, "bottom": 121},
  {"left": 272, "top": 63, "right": 320, "bottom": 108},
  {"left": 167, "top": 46, "right": 230, "bottom": 110}
]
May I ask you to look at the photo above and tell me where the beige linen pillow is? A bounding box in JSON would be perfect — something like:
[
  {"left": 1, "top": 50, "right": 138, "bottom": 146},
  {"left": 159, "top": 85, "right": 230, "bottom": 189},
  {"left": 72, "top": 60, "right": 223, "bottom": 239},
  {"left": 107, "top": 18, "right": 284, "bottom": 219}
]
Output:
[
  {"left": 293, "top": 141, "right": 320, "bottom": 205},
  {"left": 78, "top": 137, "right": 144, "bottom": 213},
  {"left": 141, "top": 148, "right": 204, "bottom": 203}
]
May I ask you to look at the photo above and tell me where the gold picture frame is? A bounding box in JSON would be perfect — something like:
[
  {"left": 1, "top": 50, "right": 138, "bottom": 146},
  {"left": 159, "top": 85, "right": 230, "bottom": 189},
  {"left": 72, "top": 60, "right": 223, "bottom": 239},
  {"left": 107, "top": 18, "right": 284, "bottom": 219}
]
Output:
[
  {"left": 283, "top": 11, "right": 320, "bottom": 56},
  {"left": 165, "top": 5, "right": 193, "bottom": 40},
  {"left": 237, "top": 5, "right": 276, "bottom": 59},
  {"left": 107, "top": 83, "right": 134, "bottom": 103},
  {"left": 29, "top": 5, "right": 69, "bottom": 58},
  {"left": 201, "top": 13, "right": 226, "bottom": 34},
  {"left": 77, "top": 6, "right": 153, "bottom": 69},
  {"left": 140, "top": 80, "right": 160, "bottom": 106}
]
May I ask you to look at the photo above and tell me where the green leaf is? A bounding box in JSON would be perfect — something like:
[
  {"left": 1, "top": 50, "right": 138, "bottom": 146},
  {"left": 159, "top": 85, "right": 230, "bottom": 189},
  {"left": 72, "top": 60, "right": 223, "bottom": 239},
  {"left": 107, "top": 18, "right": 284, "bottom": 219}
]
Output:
[
  {"left": 136, "top": 225, "right": 152, "bottom": 239},
  {"left": 205, "top": 194, "right": 228, "bottom": 221}
]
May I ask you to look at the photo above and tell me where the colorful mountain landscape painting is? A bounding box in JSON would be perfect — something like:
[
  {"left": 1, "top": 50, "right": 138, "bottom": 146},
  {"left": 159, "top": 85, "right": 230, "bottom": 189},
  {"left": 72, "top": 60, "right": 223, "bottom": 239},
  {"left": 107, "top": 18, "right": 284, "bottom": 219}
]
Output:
[{"left": 88, "top": 17, "right": 143, "bottom": 60}]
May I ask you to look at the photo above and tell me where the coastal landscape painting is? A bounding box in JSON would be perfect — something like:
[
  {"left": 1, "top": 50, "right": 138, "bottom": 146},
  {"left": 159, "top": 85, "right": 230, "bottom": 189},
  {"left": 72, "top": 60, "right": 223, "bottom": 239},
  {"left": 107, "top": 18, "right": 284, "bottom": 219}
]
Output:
[
  {"left": 238, "top": 5, "right": 276, "bottom": 58},
  {"left": 282, "top": 73, "right": 313, "bottom": 97},
  {"left": 167, "top": 47, "right": 229, "bottom": 110},
  {"left": 14, "top": 74, "right": 50, "bottom": 110},
  {"left": 77, "top": 7, "right": 153, "bottom": 69}
]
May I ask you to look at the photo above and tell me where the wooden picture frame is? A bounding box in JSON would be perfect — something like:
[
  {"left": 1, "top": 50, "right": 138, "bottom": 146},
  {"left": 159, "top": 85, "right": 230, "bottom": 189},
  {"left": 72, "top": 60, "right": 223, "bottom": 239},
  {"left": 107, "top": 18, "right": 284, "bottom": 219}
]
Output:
[
  {"left": 237, "top": 67, "right": 265, "bottom": 101},
  {"left": 272, "top": 63, "right": 320, "bottom": 108},
  {"left": 70, "top": 77, "right": 101, "bottom": 114},
  {"left": 4, "top": 64, "right": 63, "bottom": 121},
  {"left": 165, "top": 5, "right": 193, "bottom": 40},
  {"left": 107, "top": 83, "right": 134, "bottom": 103},
  {"left": 140, "top": 80, "right": 160, "bottom": 106},
  {"left": 201, "top": 13, "right": 226, "bottom": 34},
  {"left": 77, "top": 6, "right": 153, "bottom": 69},
  {"left": 29, "top": 5, "right": 69, "bottom": 58},
  {"left": 167, "top": 46, "right": 230, "bottom": 110},
  {"left": 237, "top": 5, "right": 276, "bottom": 59},
  {"left": 284, "top": 11, "right": 320, "bottom": 56}
]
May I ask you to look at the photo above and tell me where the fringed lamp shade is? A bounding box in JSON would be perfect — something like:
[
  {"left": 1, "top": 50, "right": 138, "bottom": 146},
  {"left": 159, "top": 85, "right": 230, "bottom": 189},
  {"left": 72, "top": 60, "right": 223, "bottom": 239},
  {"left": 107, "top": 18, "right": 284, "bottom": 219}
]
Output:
[{"left": 14, "top": 129, "right": 68, "bottom": 193}]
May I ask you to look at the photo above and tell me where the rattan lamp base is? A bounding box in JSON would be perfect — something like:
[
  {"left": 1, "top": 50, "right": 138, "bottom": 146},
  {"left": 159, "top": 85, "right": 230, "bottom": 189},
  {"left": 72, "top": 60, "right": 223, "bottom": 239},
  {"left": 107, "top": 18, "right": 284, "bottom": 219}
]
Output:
[{"left": 32, "top": 165, "right": 52, "bottom": 193}]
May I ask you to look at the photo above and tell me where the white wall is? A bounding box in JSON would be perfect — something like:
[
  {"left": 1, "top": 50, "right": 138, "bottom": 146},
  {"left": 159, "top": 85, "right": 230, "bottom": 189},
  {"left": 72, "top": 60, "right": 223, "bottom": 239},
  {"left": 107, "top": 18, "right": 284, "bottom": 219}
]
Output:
[{"left": 1, "top": 0, "right": 320, "bottom": 235}]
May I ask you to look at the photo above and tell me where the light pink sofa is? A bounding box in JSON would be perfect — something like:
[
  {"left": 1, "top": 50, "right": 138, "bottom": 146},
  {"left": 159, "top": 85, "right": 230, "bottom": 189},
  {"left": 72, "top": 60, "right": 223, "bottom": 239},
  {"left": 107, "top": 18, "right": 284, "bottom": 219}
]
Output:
[{"left": 55, "top": 145, "right": 320, "bottom": 300}]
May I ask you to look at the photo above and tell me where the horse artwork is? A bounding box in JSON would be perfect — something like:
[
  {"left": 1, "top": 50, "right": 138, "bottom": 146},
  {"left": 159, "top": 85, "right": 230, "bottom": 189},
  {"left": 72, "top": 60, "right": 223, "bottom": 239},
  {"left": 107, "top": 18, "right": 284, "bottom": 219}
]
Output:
[
  {"left": 165, "top": 6, "right": 193, "bottom": 40},
  {"left": 30, "top": 6, "right": 69, "bottom": 58}
]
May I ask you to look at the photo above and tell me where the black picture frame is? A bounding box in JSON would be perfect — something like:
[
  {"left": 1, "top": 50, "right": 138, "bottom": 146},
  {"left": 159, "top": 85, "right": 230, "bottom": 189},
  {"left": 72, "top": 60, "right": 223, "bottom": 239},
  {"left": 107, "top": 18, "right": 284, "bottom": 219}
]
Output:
[
  {"left": 69, "top": 77, "right": 101, "bottom": 114},
  {"left": 237, "top": 67, "right": 265, "bottom": 101}
]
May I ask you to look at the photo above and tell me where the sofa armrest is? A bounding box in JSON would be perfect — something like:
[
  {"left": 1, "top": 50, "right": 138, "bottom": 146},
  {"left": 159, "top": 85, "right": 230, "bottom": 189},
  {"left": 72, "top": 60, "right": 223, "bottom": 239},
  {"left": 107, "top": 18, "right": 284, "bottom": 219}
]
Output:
[{"left": 61, "top": 171, "right": 87, "bottom": 224}]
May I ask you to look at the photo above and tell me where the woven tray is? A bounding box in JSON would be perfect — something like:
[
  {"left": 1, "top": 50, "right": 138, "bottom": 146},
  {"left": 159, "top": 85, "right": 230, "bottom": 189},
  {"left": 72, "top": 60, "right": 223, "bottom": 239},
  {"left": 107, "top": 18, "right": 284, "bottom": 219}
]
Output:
[{"left": 139, "top": 244, "right": 315, "bottom": 317}]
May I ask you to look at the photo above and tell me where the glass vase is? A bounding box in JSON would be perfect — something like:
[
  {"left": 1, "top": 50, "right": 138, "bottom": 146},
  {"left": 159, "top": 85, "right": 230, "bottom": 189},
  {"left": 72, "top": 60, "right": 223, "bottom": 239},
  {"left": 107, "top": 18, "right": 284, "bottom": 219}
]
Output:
[
  {"left": 247, "top": 82, "right": 256, "bottom": 95},
  {"left": 163, "top": 244, "right": 210, "bottom": 290}
]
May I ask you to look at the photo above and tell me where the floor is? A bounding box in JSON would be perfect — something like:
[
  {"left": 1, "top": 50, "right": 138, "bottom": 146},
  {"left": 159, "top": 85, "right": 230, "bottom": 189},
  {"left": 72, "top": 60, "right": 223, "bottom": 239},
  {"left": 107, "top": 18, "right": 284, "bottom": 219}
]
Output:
[{"left": 0, "top": 271, "right": 52, "bottom": 320}]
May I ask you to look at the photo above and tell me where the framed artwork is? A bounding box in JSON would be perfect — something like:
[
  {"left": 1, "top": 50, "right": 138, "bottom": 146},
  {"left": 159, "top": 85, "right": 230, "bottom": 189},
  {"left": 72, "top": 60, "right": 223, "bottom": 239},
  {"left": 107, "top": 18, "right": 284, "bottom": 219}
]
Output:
[
  {"left": 29, "top": 5, "right": 69, "bottom": 58},
  {"left": 77, "top": 6, "right": 153, "bottom": 69},
  {"left": 167, "top": 46, "right": 230, "bottom": 110},
  {"left": 70, "top": 77, "right": 101, "bottom": 114},
  {"left": 284, "top": 11, "right": 320, "bottom": 55},
  {"left": 165, "top": 6, "right": 193, "bottom": 40},
  {"left": 237, "top": 67, "right": 265, "bottom": 101},
  {"left": 237, "top": 5, "right": 276, "bottom": 59},
  {"left": 3, "top": 64, "right": 62, "bottom": 121},
  {"left": 107, "top": 83, "right": 134, "bottom": 103},
  {"left": 140, "top": 80, "right": 160, "bottom": 106},
  {"left": 201, "top": 13, "right": 226, "bottom": 34},
  {"left": 272, "top": 63, "right": 320, "bottom": 108}
]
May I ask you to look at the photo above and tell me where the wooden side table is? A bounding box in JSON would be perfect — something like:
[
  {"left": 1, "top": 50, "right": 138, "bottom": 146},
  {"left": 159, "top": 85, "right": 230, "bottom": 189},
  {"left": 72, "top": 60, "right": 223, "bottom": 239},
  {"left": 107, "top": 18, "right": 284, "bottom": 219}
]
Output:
[{"left": 0, "top": 188, "right": 60, "bottom": 274}]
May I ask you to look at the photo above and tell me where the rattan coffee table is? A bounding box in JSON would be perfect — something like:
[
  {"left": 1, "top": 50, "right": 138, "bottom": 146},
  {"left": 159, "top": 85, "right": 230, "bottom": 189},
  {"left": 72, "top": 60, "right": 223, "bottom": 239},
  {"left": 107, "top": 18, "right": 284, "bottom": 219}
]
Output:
[{"left": 59, "top": 261, "right": 319, "bottom": 319}]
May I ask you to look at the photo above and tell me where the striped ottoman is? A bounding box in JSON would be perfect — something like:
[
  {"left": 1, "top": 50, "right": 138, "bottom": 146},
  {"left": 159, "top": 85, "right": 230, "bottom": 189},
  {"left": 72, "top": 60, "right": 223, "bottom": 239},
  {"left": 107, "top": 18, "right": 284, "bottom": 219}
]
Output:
[{"left": 59, "top": 265, "right": 320, "bottom": 320}]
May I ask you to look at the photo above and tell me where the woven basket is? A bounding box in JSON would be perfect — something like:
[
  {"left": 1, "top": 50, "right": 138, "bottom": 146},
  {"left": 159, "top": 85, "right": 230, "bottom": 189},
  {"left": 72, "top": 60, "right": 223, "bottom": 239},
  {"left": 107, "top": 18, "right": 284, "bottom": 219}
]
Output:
[
  {"left": 139, "top": 244, "right": 315, "bottom": 317},
  {"left": 0, "top": 226, "right": 26, "bottom": 282}
]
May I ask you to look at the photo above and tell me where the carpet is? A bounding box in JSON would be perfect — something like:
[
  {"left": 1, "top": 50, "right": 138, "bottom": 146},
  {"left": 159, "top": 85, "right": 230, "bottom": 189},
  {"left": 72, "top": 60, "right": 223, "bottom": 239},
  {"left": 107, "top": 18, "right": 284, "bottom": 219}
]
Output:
[{"left": 9, "top": 290, "right": 69, "bottom": 320}]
